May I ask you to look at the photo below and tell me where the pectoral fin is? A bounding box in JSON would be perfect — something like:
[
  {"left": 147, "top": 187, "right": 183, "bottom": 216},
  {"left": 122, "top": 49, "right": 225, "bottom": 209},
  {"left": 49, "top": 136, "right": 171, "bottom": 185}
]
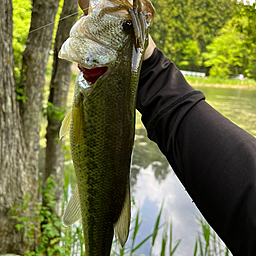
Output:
[
  {"left": 62, "top": 185, "right": 82, "bottom": 227},
  {"left": 72, "top": 104, "right": 83, "bottom": 145},
  {"left": 114, "top": 182, "right": 131, "bottom": 247},
  {"left": 59, "top": 108, "right": 72, "bottom": 139}
]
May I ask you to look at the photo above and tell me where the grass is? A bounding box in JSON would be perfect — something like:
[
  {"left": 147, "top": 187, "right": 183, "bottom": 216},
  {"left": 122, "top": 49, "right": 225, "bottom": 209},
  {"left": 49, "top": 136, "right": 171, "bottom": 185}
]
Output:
[
  {"left": 194, "top": 218, "right": 230, "bottom": 256},
  {"left": 111, "top": 202, "right": 231, "bottom": 256},
  {"left": 185, "top": 76, "right": 256, "bottom": 88}
]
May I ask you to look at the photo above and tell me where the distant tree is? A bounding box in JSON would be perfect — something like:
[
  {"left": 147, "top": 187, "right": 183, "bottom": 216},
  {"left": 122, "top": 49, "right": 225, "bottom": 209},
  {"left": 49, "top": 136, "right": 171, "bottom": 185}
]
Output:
[
  {"left": 203, "top": 19, "right": 248, "bottom": 78},
  {"left": 234, "top": 2, "right": 256, "bottom": 78},
  {"left": 203, "top": 2, "right": 256, "bottom": 79},
  {"left": 150, "top": 0, "right": 234, "bottom": 72},
  {"left": 179, "top": 40, "right": 202, "bottom": 71}
]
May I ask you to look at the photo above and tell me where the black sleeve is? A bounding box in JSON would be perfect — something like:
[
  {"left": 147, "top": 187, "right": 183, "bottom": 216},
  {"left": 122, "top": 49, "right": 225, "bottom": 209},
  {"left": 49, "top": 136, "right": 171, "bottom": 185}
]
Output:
[{"left": 136, "top": 47, "right": 256, "bottom": 255}]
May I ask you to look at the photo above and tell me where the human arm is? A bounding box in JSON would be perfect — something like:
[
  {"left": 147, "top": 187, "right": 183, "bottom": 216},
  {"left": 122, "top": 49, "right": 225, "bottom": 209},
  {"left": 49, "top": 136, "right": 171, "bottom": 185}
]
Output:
[{"left": 137, "top": 47, "right": 256, "bottom": 255}]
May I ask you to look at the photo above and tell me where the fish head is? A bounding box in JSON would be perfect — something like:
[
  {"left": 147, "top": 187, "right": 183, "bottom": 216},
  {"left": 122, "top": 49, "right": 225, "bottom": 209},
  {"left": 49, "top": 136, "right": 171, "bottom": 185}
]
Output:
[
  {"left": 59, "top": 0, "right": 154, "bottom": 86},
  {"left": 59, "top": 9, "right": 133, "bottom": 67}
]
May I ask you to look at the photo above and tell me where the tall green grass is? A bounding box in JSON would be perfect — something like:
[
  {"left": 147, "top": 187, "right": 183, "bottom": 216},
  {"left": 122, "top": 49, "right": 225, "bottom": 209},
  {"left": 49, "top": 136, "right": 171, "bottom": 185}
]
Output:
[
  {"left": 110, "top": 202, "right": 229, "bottom": 256},
  {"left": 194, "top": 218, "right": 230, "bottom": 256}
]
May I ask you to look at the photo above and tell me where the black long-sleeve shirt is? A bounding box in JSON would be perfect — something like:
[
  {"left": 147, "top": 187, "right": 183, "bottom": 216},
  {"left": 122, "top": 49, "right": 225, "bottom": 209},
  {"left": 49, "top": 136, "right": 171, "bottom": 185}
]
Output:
[{"left": 136, "top": 48, "right": 256, "bottom": 255}]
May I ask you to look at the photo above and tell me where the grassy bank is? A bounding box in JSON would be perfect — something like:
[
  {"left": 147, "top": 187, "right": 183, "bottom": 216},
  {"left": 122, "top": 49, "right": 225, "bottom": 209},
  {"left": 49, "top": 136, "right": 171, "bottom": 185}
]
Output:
[{"left": 185, "top": 76, "right": 256, "bottom": 88}]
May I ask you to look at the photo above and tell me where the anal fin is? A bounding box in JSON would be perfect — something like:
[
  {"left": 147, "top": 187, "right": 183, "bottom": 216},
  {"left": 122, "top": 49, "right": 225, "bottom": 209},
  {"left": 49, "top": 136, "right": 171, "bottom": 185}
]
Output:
[{"left": 62, "top": 185, "right": 82, "bottom": 227}]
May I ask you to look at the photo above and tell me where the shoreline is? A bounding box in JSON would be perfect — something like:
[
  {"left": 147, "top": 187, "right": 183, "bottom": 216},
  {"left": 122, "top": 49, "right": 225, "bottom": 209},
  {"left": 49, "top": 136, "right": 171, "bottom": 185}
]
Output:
[{"left": 190, "top": 83, "right": 256, "bottom": 90}]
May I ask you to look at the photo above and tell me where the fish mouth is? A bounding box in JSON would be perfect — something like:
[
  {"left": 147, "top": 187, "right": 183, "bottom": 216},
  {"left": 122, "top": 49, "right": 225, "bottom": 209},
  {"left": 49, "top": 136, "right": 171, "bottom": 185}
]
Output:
[{"left": 78, "top": 64, "right": 108, "bottom": 84}]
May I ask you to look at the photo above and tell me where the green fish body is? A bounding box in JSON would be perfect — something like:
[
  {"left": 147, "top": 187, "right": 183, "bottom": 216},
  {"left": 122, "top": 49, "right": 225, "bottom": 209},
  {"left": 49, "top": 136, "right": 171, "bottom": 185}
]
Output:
[{"left": 59, "top": 1, "right": 154, "bottom": 255}]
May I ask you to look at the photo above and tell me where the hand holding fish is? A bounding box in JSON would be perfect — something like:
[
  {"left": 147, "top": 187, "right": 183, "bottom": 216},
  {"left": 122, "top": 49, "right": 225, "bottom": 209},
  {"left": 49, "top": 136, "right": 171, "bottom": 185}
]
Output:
[{"left": 58, "top": 0, "right": 154, "bottom": 255}]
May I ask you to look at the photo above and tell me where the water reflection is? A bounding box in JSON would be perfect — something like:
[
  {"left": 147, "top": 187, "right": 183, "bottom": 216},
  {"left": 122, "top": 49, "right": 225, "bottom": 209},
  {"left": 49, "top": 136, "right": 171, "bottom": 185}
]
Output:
[
  {"left": 131, "top": 124, "right": 170, "bottom": 193},
  {"left": 129, "top": 165, "right": 202, "bottom": 256}
]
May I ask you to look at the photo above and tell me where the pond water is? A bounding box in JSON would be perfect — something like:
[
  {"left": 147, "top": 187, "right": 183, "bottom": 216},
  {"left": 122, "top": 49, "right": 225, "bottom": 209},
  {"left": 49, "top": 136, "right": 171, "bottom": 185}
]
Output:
[{"left": 64, "top": 85, "right": 256, "bottom": 255}]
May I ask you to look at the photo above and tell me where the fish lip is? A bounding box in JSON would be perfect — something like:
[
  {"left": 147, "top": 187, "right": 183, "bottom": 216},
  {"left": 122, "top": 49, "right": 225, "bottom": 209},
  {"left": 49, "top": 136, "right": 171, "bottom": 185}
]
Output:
[{"left": 78, "top": 64, "right": 108, "bottom": 84}]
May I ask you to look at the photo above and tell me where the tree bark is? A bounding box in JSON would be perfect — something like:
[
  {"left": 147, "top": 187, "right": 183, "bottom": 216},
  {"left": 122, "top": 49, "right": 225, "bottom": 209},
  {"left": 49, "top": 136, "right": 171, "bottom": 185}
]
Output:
[
  {"left": 20, "top": 0, "right": 60, "bottom": 184},
  {"left": 0, "top": 0, "right": 60, "bottom": 253},
  {"left": 44, "top": 0, "right": 78, "bottom": 218},
  {"left": 0, "top": 0, "right": 34, "bottom": 253}
]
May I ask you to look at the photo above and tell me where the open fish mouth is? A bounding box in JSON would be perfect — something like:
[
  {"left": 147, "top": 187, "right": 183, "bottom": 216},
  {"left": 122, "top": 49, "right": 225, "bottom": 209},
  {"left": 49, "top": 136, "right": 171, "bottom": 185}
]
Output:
[{"left": 78, "top": 64, "right": 108, "bottom": 84}]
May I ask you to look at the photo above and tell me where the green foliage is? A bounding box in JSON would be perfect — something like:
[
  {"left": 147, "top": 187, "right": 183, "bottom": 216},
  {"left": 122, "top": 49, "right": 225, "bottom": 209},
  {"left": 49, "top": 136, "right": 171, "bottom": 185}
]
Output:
[
  {"left": 203, "top": 19, "right": 248, "bottom": 78},
  {"left": 11, "top": 177, "right": 84, "bottom": 256},
  {"left": 234, "top": 2, "right": 256, "bottom": 79},
  {"left": 16, "top": 84, "right": 29, "bottom": 102},
  {"left": 11, "top": 194, "right": 39, "bottom": 250},
  {"left": 201, "top": 2, "right": 256, "bottom": 79},
  {"left": 51, "top": 0, "right": 65, "bottom": 49},
  {"left": 13, "top": 0, "right": 32, "bottom": 79},
  {"left": 235, "top": 2, "right": 256, "bottom": 46},
  {"left": 150, "top": 0, "right": 234, "bottom": 71},
  {"left": 42, "top": 102, "right": 66, "bottom": 121},
  {"left": 179, "top": 40, "right": 203, "bottom": 69},
  {"left": 149, "top": 0, "right": 256, "bottom": 78}
]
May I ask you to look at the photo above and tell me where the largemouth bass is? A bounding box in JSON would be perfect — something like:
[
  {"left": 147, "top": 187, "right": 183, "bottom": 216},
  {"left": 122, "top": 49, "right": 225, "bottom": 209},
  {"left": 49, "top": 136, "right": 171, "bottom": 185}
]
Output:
[{"left": 59, "top": 0, "right": 154, "bottom": 255}]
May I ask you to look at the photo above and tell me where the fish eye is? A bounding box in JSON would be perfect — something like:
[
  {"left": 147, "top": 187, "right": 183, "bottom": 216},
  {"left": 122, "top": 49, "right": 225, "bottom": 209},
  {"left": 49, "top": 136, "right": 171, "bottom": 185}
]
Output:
[{"left": 121, "top": 20, "right": 133, "bottom": 31}]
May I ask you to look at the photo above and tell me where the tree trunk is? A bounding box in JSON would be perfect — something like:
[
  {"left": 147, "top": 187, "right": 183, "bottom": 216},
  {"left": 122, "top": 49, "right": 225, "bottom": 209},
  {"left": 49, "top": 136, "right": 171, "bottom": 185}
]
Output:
[
  {"left": 0, "top": 0, "right": 59, "bottom": 253},
  {"left": 0, "top": 0, "right": 35, "bottom": 253},
  {"left": 44, "top": 0, "right": 78, "bottom": 218},
  {"left": 20, "top": 0, "right": 60, "bottom": 184}
]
